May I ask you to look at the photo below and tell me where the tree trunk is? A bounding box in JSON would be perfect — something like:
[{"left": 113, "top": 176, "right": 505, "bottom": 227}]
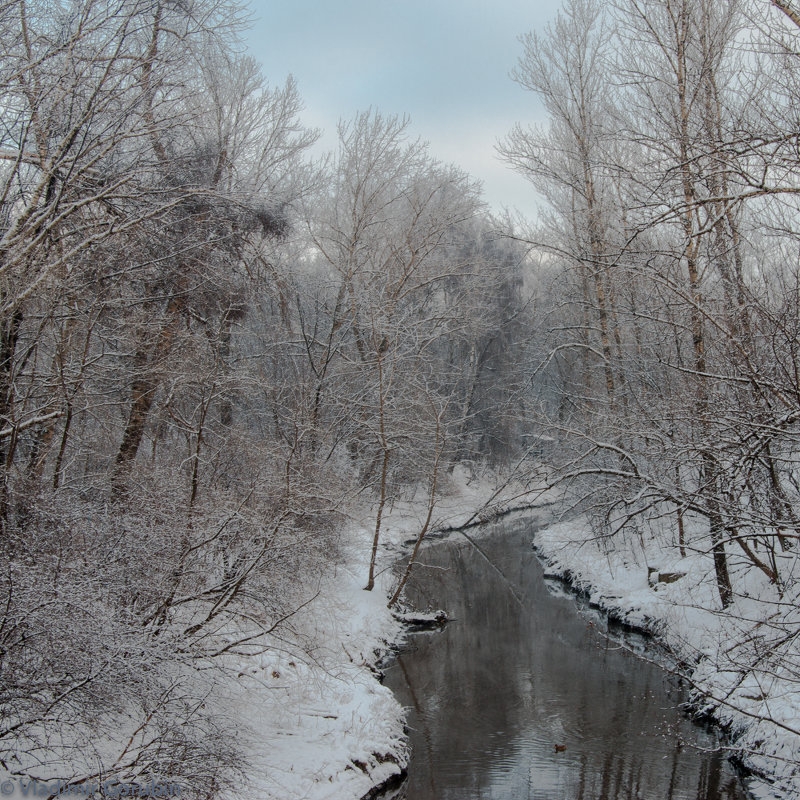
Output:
[
  {"left": 0, "top": 309, "right": 23, "bottom": 525},
  {"left": 112, "top": 299, "right": 181, "bottom": 493},
  {"left": 365, "top": 352, "right": 390, "bottom": 591}
]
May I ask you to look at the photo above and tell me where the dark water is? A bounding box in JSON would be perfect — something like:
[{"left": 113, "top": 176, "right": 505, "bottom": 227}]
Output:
[{"left": 381, "top": 514, "right": 749, "bottom": 800}]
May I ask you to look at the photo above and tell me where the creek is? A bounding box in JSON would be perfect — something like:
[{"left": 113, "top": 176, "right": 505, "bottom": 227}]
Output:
[{"left": 380, "top": 512, "right": 749, "bottom": 800}]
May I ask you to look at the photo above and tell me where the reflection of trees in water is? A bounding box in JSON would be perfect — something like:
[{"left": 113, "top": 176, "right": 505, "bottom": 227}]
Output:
[
  {"left": 383, "top": 522, "right": 747, "bottom": 800},
  {"left": 395, "top": 654, "right": 438, "bottom": 799}
]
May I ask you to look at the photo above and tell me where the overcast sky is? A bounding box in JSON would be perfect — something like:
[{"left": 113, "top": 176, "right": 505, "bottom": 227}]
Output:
[{"left": 244, "top": 0, "right": 562, "bottom": 219}]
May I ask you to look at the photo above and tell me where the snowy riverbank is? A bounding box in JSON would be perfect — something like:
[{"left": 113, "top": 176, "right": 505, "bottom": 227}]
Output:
[
  {"left": 225, "top": 538, "right": 407, "bottom": 800},
  {"left": 229, "top": 466, "right": 544, "bottom": 800},
  {"left": 530, "top": 514, "right": 800, "bottom": 800}
]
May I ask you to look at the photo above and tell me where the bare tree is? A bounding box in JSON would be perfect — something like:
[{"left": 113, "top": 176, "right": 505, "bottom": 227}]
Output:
[
  {"left": 305, "top": 110, "right": 485, "bottom": 591},
  {"left": 504, "top": 0, "right": 800, "bottom": 780}
]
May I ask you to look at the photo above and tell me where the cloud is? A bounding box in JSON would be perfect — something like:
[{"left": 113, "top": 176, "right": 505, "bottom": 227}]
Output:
[{"left": 245, "top": 0, "right": 561, "bottom": 215}]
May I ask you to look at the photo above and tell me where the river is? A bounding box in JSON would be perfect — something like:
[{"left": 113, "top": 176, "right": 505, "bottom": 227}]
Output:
[{"left": 379, "top": 512, "right": 750, "bottom": 800}]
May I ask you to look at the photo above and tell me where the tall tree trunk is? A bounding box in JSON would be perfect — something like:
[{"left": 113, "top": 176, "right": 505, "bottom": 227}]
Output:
[
  {"left": 365, "top": 352, "right": 390, "bottom": 591},
  {"left": 0, "top": 309, "right": 23, "bottom": 526},
  {"left": 581, "top": 152, "right": 617, "bottom": 408},
  {"left": 672, "top": 2, "right": 734, "bottom": 608},
  {"left": 112, "top": 299, "right": 181, "bottom": 493},
  {"left": 702, "top": 454, "right": 734, "bottom": 608}
]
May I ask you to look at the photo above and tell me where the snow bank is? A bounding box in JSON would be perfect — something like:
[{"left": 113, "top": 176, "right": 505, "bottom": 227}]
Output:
[
  {"left": 219, "top": 530, "right": 407, "bottom": 800},
  {"left": 220, "top": 464, "right": 547, "bottom": 800},
  {"left": 532, "top": 514, "right": 800, "bottom": 800}
]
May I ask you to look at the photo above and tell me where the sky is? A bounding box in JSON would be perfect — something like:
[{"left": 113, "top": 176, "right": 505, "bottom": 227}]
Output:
[{"left": 244, "top": 0, "right": 563, "bottom": 219}]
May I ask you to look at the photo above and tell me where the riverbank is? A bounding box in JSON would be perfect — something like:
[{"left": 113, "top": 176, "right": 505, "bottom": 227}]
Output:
[
  {"left": 224, "top": 533, "right": 407, "bottom": 800},
  {"left": 232, "top": 465, "right": 544, "bottom": 800},
  {"left": 529, "top": 513, "right": 800, "bottom": 800}
]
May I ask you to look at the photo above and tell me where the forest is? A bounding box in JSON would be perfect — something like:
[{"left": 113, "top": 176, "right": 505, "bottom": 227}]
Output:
[{"left": 2, "top": 0, "right": 800, "bottom": 797}]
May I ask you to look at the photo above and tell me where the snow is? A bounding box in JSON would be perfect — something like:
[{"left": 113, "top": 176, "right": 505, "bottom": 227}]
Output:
[
  {"left": 216, "top": 531, "right": 407, "bottom": 800},
  {"left": 217, "top": 464, "right": 548, "bottom": 800},
  {"left": 13, "top": 461, "right": 784, "bottom": 800},
  {"left": 531, "top": 512, "right": 800, "bottom": 800}
]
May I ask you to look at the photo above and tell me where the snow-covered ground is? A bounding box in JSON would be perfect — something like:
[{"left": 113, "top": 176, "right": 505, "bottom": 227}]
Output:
[
  {"left": 530, "top": 513, "right": 800, "bottom": 800},
  {"left": 17, "top": 464, "right": 790, "bottom": 800},
  {"left": 231, "top": 466, "right": 800, "bottom": 800},
  {"left": 223, "top": 540, "right": 407, "bottom": 800},
  {"left": 223, "top": 465, "right": 547, "bottom": 800}
]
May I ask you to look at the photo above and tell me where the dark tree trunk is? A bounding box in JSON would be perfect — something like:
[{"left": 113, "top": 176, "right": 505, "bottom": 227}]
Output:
[
  {"left": 112, "top": 300, "right": 181, "bottom": 493},
  {"left": 0, "top": 310, "right": 23, "bottom": 526}
]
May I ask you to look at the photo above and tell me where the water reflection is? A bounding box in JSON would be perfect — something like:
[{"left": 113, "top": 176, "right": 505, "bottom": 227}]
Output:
[{"left": 381, "top": 516, "right": 748, "bottom": 800}]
